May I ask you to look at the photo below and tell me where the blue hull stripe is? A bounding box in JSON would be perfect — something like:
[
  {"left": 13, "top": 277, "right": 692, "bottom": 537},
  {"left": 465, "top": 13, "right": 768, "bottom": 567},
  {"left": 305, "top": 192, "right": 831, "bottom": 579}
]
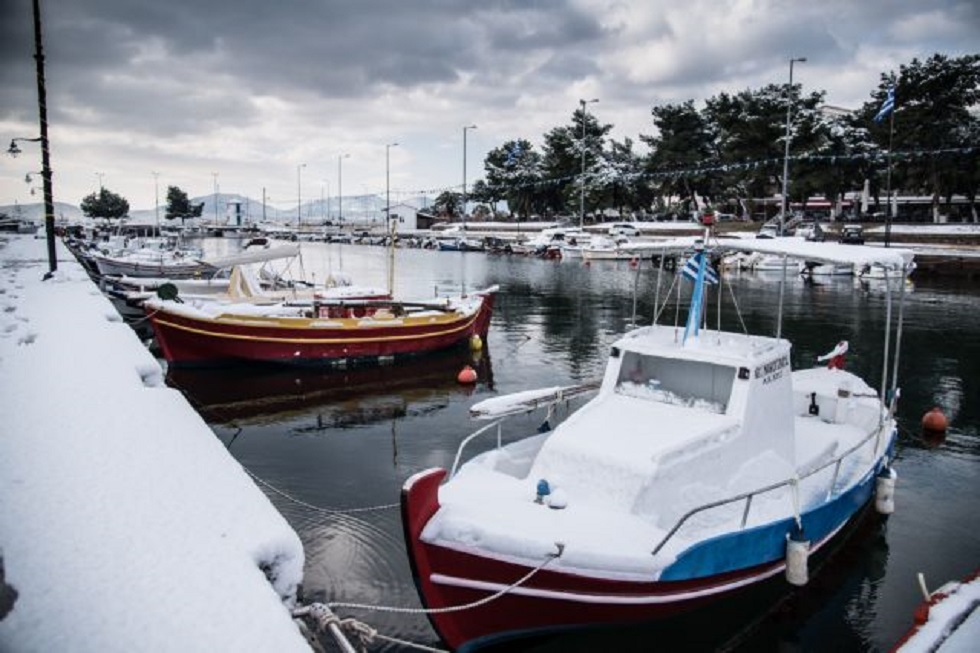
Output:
[{"left": 660, "top": 449, "right": 890, "bottom": 581}]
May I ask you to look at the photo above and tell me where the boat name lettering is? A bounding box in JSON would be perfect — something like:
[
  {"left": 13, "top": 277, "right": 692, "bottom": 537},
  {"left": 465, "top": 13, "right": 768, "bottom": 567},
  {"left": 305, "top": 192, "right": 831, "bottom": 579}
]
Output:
[{"left": 755, "top": 355, "right": 789, "bottom": 379}]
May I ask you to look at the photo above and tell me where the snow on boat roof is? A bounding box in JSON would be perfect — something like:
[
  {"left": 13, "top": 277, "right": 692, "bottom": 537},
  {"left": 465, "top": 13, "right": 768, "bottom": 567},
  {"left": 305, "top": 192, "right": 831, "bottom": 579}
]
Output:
[
  {"left": 721, "top": 238, "right": 914, "bottom": 270},
  {"left": 634, "top": 236, "right": 914, "bottom": 271}
]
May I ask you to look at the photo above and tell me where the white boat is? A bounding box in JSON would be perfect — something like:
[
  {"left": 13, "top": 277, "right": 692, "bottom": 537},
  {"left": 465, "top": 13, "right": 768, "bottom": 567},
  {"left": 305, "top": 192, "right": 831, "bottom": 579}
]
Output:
[
  {"left": 400, "top": 233, "right": 915, "bottom": 650},
  {"left": 89, "top": 235, "right": 211, "bottom": 278},
  {"left": 580, "top": 235, "right": 644, "bottom": 261}
]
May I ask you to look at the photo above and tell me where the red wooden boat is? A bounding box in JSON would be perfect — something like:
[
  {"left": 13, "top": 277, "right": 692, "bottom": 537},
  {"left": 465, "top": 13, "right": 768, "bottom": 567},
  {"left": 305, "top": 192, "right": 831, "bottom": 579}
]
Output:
[{"left": 144, "top": 286, "right": 497, "bottom": 367}]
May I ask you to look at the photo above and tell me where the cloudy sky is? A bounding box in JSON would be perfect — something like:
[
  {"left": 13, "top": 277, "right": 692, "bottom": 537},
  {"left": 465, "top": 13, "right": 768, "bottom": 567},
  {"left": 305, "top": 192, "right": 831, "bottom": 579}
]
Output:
[{"left": 0, "top": 0, "right": 977, "bottom": 214}]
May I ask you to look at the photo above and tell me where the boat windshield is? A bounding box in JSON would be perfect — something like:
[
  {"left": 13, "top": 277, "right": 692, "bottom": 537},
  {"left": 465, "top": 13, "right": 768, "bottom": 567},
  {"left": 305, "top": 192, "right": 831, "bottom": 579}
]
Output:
[{"left": 615, "top": 352, "right": 735, "bottom": 414}]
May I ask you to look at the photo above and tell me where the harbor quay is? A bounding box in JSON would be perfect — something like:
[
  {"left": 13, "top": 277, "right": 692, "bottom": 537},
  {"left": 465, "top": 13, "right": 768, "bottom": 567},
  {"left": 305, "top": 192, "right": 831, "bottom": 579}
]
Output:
[{"left": 0, "top": 235, "right": 308, "bottom": 652}]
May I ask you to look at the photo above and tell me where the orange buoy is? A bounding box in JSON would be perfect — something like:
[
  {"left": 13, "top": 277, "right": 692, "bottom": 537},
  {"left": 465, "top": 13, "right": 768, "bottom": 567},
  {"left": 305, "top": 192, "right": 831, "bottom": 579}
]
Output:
[
  {"left": 921, "top": 406, "right": 948, "bottom": 435},
  {"left": 457, "top": 365, "right": 478, "bottom": 384}
]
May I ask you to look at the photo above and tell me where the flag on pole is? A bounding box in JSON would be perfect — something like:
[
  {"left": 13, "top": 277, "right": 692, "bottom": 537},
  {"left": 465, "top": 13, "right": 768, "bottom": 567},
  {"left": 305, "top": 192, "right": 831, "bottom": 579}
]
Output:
[
  {"left": 681, "top": 250, "right": 717, "bottom": 344},
  {"left": 681, "top": 251, "right": 718, "bottom": 285},
  {"left": 873, "top": 86, "right": 895, "bottom": 123}
]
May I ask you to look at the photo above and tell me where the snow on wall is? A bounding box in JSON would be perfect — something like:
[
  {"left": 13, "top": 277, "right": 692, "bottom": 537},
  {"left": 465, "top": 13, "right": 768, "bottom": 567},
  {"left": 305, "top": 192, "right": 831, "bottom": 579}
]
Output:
[{"left": 0, "top": 236, "right": 308, "bottom": 652}]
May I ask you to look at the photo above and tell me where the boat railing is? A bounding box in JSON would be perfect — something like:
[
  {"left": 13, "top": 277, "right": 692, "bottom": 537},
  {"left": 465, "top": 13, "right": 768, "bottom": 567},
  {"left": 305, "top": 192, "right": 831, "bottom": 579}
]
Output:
[
  {"left": 449, "top": 420, "right": 506, "bottom": 478},
  {"left": 650, "top": 418, "right": 892, "bottom": 558},
  {"left": 449, "top": 381, "right": 600, "bottom": 478}
]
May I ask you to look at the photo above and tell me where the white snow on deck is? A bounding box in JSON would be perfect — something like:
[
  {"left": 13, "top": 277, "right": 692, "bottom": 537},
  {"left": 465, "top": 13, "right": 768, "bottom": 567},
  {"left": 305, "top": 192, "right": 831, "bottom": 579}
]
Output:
[{"left": 0, "top": 235, "right": 308, "bottom": 652}]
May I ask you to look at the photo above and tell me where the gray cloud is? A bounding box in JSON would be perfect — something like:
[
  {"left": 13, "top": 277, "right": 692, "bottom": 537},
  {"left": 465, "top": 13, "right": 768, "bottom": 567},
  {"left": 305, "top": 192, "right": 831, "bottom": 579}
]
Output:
[{"left": 0, "top": 0, "right": 975, "bottom": 209}]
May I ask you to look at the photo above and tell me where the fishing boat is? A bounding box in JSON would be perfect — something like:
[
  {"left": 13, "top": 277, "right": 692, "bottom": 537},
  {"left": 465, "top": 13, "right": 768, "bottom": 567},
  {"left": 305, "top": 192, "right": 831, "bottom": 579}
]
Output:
[
  {"left": 89, "top": 235, "right": 213, "bottom": 279},
  {"left": 400, "top": 232, "right": 914, "bottom": 651},
  {"left": 891, "top": 570, "right": 980, "bottom": 652},
  {"left": 144, "top": 284, "right": 498, "bottom": 368},
  {"left": 580, "top": 235, "right": 644, "bottom": 261}
]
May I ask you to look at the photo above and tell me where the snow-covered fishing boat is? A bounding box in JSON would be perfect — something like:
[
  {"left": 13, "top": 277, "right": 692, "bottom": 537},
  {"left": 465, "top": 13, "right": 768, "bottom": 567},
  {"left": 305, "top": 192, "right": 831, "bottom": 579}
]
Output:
[
  {"left": 144, "top": 284, "right": 498, "bottom": 368},
  {"left": 892, "top": 570, "right": 980, "bottom": 652},
  {"left": 400, "top": 232, "right": 914, "bottom": 651},
  {"left": 88, "top": 235, "right": 213, "bottom": 278},
  {"left": 580, "top": 235, "right": 643, "bottom": 261}
]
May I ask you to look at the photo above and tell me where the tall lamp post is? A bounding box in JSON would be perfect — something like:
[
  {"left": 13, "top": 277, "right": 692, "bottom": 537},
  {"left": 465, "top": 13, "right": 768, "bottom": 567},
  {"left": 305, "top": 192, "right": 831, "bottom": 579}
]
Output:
[
  {"left": 579, "top": 98, "right": 598, "bottom": 228},
  {"left": 386, "top": 142, "right": 398, "bottom": 232},
  {"left": 462, "top": 124, "right": 477, "bottom": 224},
  {"left": 95, "top": 171, "right": 105, "bottom": 191},
  {"left": 776, "top": 56, "right": 806, "bottom": 340},
  {"left": 211, "top": 171, "right": 219, "bottom": 227},
  {"left": 337, "top": 153, "right": 350, "bottom": 225},
  {"left": 151, "top": 171, "right": 160, "bottom": 233},
  {"left": 5, "top": 0, "right": 57, "bottom": 276},
  {"left": 780, "top": 57, "right": 806, "bottom": 237},
  {"left": 296, "top": 162, "right": 306, "bottom": 228}
]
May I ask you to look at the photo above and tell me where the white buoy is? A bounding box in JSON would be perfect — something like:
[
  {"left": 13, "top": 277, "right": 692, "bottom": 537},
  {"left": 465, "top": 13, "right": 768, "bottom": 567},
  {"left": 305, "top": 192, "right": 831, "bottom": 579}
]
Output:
[
  {"left": 785, "top": 530, "right": 810, "bottom": 586},
  {"left": 875, "top": 467, "right": 897, "bottom": 515}
]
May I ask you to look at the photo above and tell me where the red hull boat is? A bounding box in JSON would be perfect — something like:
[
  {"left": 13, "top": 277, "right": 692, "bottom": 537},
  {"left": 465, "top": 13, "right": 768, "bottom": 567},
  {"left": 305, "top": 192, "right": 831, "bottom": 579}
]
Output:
[{"left": 145, "top": 287, "right": 497, "bottom": 367}]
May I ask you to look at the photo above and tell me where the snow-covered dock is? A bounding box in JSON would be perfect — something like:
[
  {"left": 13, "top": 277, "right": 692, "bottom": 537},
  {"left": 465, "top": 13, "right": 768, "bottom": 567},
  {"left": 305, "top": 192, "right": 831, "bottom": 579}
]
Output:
[{"left": 0, "top": 235, "right": 308, "bottom": 651}]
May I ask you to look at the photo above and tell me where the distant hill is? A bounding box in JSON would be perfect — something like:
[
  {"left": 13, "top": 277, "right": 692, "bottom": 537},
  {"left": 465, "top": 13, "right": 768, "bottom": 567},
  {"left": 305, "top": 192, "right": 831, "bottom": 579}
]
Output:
[{"left": 0, "top": 192, "right": 436, "bottom": 226}]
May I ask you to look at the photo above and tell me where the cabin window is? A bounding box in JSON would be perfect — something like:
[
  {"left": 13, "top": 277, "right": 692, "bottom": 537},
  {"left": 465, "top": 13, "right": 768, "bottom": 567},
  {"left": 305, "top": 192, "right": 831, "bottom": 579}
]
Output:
[{"left": 615, "top": 352, "right": 735, "bottom": 414}]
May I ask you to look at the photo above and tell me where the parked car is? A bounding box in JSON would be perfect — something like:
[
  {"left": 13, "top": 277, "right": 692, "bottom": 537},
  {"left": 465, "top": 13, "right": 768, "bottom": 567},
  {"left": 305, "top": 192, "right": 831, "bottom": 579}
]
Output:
[
  {"left": 607, "top": 222, "right": 640, "bottom": 237},
  {"left": 839, "top": 225, "right": 865, "bottom": 245}
]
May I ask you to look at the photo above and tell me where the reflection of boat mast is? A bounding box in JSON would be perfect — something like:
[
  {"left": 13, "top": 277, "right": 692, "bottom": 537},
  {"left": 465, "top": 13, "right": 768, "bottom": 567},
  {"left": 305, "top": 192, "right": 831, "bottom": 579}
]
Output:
[{"left": 391, "top": 418, "right": 398, "bottom": 469}]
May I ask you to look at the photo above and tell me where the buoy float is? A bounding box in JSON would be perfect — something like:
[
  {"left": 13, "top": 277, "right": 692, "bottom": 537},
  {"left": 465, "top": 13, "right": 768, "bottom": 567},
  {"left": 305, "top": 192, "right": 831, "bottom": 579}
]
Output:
[
  {"left": 456, "top": 365, "right": 478, "bottom": 384},
  {"left": 921, "top": 406, "right": 948, "bottom": 436},
  {"left": 875, "top": 467, "right": 897, "bottom": 515},
  {"left": 535, "top": 479, "right": 551, "bottom": 504},
  {"left": 469, "top": 334, "right": 483, "bottom": 352},
  {"left": 785, "top": 525, "right": 810, "bottom": 586}
]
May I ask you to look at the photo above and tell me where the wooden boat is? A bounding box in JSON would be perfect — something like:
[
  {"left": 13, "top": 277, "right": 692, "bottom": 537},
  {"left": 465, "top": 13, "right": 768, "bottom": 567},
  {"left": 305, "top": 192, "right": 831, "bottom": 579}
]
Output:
[
  {"left": 891, "top": 570, "right": 980, "bottom": 652},
  {"left": 144, "top": 285, "right": 498, "bottom": 368},
  {"left": 400, "top": 234, "right": 915, "bottom": 651}
]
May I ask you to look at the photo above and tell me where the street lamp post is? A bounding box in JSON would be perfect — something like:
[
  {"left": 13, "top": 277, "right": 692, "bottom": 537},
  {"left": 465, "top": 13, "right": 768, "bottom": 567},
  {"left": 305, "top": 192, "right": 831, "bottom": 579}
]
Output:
[
  {"left": 386, "top": 142, "right": 398, "bottom": 232},
  {"left": 777, "top": 56, "right": 806, "bottom": 340},
  {"left": 211, "top": 172, "right": 219, "bottom": 227},
  {"left": 337, "top": 153, "right": 350, "bottom": 226},
  {"left": 780, "top": 57, "right": 806, "bottom": 237},
  {"left": 462, "top": 124, "right": 477, "bottom": 224},
  {"left": 8, "top": 0, "right": 58, "bottom": 276},
  {"left": 579, "top": 98, "right": 598, "bottom": 228},
  {"left": 152, "top": 171, "right": 160, "bottom": 233},
  {"left": 297, "top": 163, "right": 306, "bottom": 228},
  {"left": 95, "top": 171, "right": 105, "bottom": 191}
]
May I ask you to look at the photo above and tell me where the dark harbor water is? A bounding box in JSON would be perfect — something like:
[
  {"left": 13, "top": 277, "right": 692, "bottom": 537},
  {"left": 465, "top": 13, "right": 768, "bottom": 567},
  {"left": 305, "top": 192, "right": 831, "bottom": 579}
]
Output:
[{"left": 162, "top": 239, "right": 979, "bottom": 652}]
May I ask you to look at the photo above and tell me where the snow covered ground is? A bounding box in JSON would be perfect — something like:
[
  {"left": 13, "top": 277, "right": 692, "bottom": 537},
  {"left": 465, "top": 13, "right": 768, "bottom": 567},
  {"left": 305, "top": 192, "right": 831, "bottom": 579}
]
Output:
[{"left": 0, "top": 235, "right": 308, "bottom": 651}]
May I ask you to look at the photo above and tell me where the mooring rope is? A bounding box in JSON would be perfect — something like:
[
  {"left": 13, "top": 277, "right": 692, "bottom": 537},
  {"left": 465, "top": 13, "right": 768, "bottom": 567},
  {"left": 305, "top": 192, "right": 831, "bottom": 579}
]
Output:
[
  {"left": 327, "top": 543, "right": 563, "bottom": 615},
  {"left": 243, "top": 466, "right": 399, "bottom": 514},
  {"left": 293, "top": 546, "right": 562, "bottom": 653},
  {"left": 295, "top": 604, "right": 449, "bottom": 652}
]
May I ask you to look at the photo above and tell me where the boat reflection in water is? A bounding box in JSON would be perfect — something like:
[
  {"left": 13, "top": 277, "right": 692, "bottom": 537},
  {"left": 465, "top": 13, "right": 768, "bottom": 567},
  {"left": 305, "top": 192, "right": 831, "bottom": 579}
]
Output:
[{"left": 166, "top": 347, "right": 495, "bottom": 427}]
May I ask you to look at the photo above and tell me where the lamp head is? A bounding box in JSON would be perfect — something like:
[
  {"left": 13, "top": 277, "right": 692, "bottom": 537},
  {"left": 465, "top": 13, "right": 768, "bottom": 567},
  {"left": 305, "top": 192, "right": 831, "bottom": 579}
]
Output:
[{"left": 7, "top": 140, "right": 21, "bottom": 157}]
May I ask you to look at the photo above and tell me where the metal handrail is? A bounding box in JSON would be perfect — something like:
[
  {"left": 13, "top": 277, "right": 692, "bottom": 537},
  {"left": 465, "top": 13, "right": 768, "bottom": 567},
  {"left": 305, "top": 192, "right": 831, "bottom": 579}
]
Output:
[
  {"left": 449, "top": 420, "right": 504, "bottom": 478},
  {"left": 650, "top": 418, "right": 891, "bottom": 557}
]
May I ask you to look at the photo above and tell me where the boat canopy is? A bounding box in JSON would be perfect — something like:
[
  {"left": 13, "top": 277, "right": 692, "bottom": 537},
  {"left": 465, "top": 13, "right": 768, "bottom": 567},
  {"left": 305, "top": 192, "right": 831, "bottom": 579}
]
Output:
[
  {"left": 644, "top": 236, "right": 914, "bottom": 272},
  {"left": 200, "top": 244, "right": 302, "bottom": 269}
]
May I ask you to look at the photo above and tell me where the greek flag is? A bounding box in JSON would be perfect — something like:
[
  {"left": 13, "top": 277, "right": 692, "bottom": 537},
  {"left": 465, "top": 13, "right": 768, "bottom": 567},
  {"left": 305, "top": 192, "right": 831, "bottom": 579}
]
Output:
[
  {"left": 681, "top": 250, "right": 718, "bottom": 344},
  {"left": 506, "top": 142, "right": 523, "bottom": 165},
  {"left": 873, "top": 86, "right": 895, "bottom": 123},
  {"left": 682, "top": 252, "right": 718, "bottom": 285}
]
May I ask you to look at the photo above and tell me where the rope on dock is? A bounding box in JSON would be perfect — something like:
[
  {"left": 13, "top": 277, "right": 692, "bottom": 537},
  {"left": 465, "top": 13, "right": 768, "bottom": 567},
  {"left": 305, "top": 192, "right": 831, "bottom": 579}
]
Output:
[
  {"left": 294, "top": 603, "right": 448, "bottom": 652},
  {"left": 243, "top": 466, "right": 399, "bottom": 515}
]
